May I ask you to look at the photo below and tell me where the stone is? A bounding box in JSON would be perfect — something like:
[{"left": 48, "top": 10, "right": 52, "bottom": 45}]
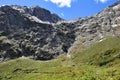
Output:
[{"left": 0, "top": 1, "right": 120, "bottom": 61}]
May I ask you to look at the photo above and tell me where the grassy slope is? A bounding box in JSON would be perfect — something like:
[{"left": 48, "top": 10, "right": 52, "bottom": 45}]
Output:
[
  {"left": 0, "top": 38, "right": 120, "bottom": 80},
  {"left": 73, "top": 38, "right": 120, "bottom": 65}
]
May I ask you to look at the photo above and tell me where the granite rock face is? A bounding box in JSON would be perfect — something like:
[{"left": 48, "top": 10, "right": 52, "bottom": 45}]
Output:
[
  {"left": 11, "top": 5, "right": 63, "bottom": 23},
  {"left": 0, "top": 5, "right": 75, "bottom": 61},
  {"left": 0, "top": 1, "right": 120, "bottom": 61}
]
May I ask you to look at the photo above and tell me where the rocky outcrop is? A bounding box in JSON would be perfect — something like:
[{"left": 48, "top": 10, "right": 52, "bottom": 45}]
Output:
[
  {"left": 0, "top": 1, "right": 120, "bottom": 61},
  {"left": 0, "top": 5, "right": 75, "bottom": 61},
  {"left": 11, "top": 5, "right": 63, "bottom": 23},
  {"left": 67, "top": 1, "right": 120, "bottom": 54}
]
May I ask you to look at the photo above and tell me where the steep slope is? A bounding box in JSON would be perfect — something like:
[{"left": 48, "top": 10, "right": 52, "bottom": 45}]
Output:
[
  {"left": 68, "top": 1, "right": 120, "bottom": 55},
  {"left": 0, "top": 1, "right": 120, "bottom": 80},
  {"left": 0, "top": 38, "right": 120, "bottom": 80},
  {"left": 73, "top": 38, "right": 120, "bottom": 66},
  {"left": 11, "top": 5, "right": 63, "bottom": 23},
  {"left": 0, "top": 5, "right": 75, "bottom": 61},
  {"left": 0, "top": 1, "right": 120, "bottom": 62}
]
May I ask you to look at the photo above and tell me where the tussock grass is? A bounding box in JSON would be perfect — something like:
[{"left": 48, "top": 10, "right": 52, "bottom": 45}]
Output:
[{"left": 0, "top": 38, "right": 120, "bottom": 80}]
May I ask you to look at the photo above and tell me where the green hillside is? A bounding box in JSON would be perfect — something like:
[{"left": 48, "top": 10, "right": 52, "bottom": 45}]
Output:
[
  {"left": 0, "top": 38, "right": 120, "bottom": 80},
  {"left": 73, "top": 37, "right": 120, "bottom": 66}
]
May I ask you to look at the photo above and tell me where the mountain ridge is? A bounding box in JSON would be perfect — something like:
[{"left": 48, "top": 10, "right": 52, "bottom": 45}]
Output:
[
  {"left": 1, "top": 1, "right": 120, "bottom": 80},
  {"left": 0, "top": 1, "right": 120, "bottom": 62}
]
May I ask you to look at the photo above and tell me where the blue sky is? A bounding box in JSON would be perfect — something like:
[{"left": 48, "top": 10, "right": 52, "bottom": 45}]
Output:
[{"left": 0, "top": 0, "right": 118, "bottom": 20}]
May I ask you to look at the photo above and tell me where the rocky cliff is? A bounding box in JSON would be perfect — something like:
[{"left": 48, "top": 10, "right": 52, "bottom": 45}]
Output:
[{"left": 0, "top": 1, "right": 120, "bottom": 61}]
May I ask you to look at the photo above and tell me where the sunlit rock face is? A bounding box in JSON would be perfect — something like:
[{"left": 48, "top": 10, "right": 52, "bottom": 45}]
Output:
[{"left": 0, "top": 1, "right": 120, "bottom": 61}]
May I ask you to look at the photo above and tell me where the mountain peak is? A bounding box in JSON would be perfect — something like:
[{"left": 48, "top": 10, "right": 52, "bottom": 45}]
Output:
[
  {"left": 0, "top": 2, "right": 120, "bottom": 61},
  {"left": 1, "top": 5, "right": 63, "bottom": 23}
]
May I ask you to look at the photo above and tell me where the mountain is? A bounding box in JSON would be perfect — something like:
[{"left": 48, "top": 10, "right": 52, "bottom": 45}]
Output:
[
  {"left": 0, "top": 5, "right": 75, "bottom": 61},
  {"left": 0, "top": 1, "right": 120, "bottom": 62},
  {"left": 11, "top": 5, "right": 63, "bottom": 23},
  {"left": 0, "top": 1, "right": 120, "bottom": 80}
]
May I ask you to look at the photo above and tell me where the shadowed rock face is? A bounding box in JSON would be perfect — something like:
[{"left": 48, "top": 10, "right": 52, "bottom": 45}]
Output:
[
  {"left": 11, "top": 5, "right": 63, "bottom": 23},
  {"left": 0, "top": 5, "right": 75, "bottom": 61},
  {"left": 0, "top": 1, "right": 120, "bottom": 61}
]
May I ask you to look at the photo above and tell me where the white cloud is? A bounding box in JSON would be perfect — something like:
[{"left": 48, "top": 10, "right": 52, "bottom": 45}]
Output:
[
  {"left": 44, "top": 0, "right": 73, "bottom": 8},
  {"left": 95, "top": 0, "right": 109, "bottom": 3}
]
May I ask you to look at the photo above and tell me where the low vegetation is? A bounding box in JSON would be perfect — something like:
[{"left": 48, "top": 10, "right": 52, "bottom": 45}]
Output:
[{"left": 0, "top": 37, "right": 120, "bottom": 80}]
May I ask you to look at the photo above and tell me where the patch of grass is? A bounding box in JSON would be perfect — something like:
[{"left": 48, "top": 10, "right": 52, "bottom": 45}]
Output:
[
  {"left": 73, "top": 37, "right": 120, "bottom": 66},
  {"left": 0, "top": 38, "right": 120, "bottom": 80},
  {"left": 0, "top": 59, "right": 102, "bottom": 80}
]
